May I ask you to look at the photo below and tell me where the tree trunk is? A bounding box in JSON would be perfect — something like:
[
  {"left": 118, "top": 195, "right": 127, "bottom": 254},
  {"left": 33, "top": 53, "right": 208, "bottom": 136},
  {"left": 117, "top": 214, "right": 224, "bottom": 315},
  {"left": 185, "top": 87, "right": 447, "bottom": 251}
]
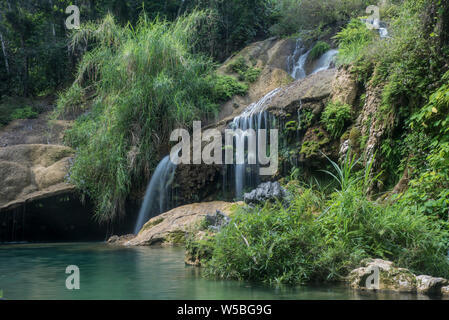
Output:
[{"left": 0, "top": 32, "right": 9, "bottom": 74}]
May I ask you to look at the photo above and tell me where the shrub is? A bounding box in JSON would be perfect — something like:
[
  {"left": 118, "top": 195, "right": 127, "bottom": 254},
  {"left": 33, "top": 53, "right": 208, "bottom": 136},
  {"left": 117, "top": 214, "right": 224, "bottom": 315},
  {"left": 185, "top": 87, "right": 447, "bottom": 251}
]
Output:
[
  {"left": 334, "top": 19, "right": 375, "bottom": 66},
  {"left": 11, "top": 106, "right": 38, "bottom": 120},
  {"left": 309, "top": 41, "right": 331, "bottom": 60},
  {"left": 227, "top": 57, "right": 261, "bottom": 83},
  {"left": 212, "top": 75, "right": 248, "bottom": 101},
  {"left": 270, "top": 0, "right": 372, "bottom": 37},
  {"left": 321, "top": 101, "right": 352, "bottom": 138}
]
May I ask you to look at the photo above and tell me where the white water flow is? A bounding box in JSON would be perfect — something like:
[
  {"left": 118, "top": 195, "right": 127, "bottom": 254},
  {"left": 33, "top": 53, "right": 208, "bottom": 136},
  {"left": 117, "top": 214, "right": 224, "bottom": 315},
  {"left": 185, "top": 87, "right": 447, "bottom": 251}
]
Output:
[
  {"left": 228, "top": 88, "right": 280, "bottom": 199},
  {"left": 310, "top": 49, "right": 339, "bottom": 75},
  {"left": 289, "top": 39, "right": 338, "bottom": 80},
  {"left": 134, "top": 155, "right": 177, "bottom": 234},
  {"left": 289, "top": 39, "right": 310, "bottom": 80}
]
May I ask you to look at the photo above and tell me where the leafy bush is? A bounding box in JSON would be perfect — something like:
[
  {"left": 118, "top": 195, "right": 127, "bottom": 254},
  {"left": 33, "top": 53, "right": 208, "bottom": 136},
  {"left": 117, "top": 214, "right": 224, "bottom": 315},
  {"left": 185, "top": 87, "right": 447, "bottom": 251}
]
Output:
[
  {"left": 334, "top": 19, "right": 375, "bottom": 66},
  {"left": 11, "top": 106, "right": 38, "bottom": 120},
  {"left": 321, "top": 101, "right": 352, "bottom": 138},
  {"left": 270, "top": 0, "right": 372, "bottom": 37},
  {"left": 309, "top": 41, "right": 330, "bottom": 61},
  {"left": 212, "top": 75, "right": 248, "bottom": 101},
  {"left": 227, "top": 57, "right": 261, "bottom": 83}
]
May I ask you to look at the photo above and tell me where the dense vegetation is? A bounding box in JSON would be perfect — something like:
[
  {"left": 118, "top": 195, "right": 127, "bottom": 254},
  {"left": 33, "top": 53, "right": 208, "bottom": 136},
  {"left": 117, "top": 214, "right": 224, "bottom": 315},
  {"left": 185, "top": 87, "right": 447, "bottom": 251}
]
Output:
[
  {"left": 2, "top": 0, "right": 449, "bottom": 284},
  {"left": 186, "top": 0, "right": 449, "bottom": 284},
  {"left": 193, "top": 155, "right": 449, "bottom": 283}
]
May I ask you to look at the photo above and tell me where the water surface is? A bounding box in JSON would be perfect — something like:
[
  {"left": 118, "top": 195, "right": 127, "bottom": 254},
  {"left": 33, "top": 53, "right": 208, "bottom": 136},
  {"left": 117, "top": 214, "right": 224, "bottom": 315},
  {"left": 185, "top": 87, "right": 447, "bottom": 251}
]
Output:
[{"left": 0, "top": 242, "right": 439, "bottom": 300}]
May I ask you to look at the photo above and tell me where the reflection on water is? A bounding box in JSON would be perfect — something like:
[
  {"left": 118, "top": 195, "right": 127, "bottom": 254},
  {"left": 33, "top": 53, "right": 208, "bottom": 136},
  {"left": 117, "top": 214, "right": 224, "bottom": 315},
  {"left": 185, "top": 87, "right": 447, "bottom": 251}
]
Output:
[{"left": 0, "top": 243, "right": 442, "bottom": 300}]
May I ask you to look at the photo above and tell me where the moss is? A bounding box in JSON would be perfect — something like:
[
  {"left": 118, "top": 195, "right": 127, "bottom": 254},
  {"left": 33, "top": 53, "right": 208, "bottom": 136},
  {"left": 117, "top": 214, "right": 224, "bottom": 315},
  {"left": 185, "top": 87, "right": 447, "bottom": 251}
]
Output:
[
  {"left": 349, "top": 127, "right": 361, "bottom": 149},
  {"left": 166, "top": 230, "right": 187, "bottom": 245},
  {"left": 141, "top": 217, "right": 164, "bottom": 232},
  {"left": 300, "top": 138, "right": 329, "bottom": 158}
]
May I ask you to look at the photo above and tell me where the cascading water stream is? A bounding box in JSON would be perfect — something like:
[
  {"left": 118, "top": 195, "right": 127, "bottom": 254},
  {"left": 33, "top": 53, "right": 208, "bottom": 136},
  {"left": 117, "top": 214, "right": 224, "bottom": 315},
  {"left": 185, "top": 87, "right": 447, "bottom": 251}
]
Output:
[
  {"left": 225, "top": 88, "right": 280, "bottom": 199},
  {"left": 310, "top": 49, "right": 339, "bottom": 75},
  {"left": 289, "top": 39, "right": 338, "bottom": 80},
  {"left": 133, "top": 155, "right": 177, "bottom": 234}
]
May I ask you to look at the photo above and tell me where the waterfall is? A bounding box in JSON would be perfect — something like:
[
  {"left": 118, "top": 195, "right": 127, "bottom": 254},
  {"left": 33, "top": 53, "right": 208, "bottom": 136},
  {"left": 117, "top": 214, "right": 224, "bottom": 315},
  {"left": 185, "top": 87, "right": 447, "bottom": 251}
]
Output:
[
  {"left": 226, "top": 88, "right": 280, "bottom": 199},
  {"left": 310, "top": 49, "right": 339, "bottom": 75},
  {"left": 133, "top": 155, "right": 177, "bottom": 234},
  {"left": 289, "top": 39, "right": 310, "bottom": 80},
  {"left": 289, "top": 39, "right": 337, "bottom": 80}
]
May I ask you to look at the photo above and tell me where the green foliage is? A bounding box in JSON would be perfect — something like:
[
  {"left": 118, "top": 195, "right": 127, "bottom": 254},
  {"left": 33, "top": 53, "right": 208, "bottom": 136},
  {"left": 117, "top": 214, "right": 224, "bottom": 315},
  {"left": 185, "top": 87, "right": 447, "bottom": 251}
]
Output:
[
  {"left": 201, "top": 155, "right": 449, "bottom": 284},
  {"left": 53, "top": 84, "right": 85, "bottom": 120},
  {"left": 309, "top": 41, "right": 330, "bottom": 61},
  {"left": 334, "top": 19, "right": 375, "bottom": 66},
  {"left": 58, "top": 12, "right": 221, "bottom": 222},
  {"left": 11, "top": 106, "right": 38, "bottom": 120},
  {"left": 321, "top": 101, "right": 352, "bottom": 139},
  {"left": 270, "top": 0, "right": 372, "bottom": 37},
  {"left": 0, "top": 98, "right": 40, "bottom": 127},
  {"left": 398, "top": 72, "right": 449, "bottom": 220},
  {"left": 227, "top": 57, "right": 261, "bottom": 83},
  {"left": 212, "top": 75, "right": 248, "bottom": 102}
]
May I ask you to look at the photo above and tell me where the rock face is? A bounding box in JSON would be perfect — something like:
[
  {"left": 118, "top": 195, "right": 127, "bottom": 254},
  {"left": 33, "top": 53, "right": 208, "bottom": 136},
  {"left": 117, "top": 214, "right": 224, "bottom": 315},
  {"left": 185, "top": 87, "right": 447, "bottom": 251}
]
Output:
[
  {"left": 205, "top": 210, "right": 231, "bottom": 232},
  {"left": 348, "top": 259, "right": 449, "bottom": 296},
  {"left": 123, "top": 201, "right": 239, "bottom": 246},
  {"left": 243, "top": 181, "right": 287, "bottom": 206},
  {"left": 212, "top": 37, "right": 295, "bottom": 128},
  {"left": 348, "top": 259, "right": 416, "bottom": 292},
  {"left": 0, "top": 144, "right": 75, "bottom": 211},
  {"left": 416, "top": 275, "right": 449, "bottom": 294}
]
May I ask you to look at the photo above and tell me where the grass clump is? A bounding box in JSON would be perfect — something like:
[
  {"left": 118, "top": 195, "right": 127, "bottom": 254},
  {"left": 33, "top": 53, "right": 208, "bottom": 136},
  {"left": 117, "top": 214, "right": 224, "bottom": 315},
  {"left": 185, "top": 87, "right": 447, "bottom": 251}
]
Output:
[
  {"left": 56, "top": 12, "right": 222, "bottom": 223},
  {"left": 321, "top": 101, "right": 352, "bottom": 139},
  {"left": 309, "top": 41, "right": 331, "bottom": 61}
]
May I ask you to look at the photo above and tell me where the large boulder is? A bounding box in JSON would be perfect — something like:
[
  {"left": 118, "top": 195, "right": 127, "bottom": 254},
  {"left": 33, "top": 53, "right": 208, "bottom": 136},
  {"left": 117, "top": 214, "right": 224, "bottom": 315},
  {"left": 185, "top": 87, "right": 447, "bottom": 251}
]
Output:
[
  {"left": 348, "top": 259, "right": 449, "bottom": 296},
  {"left": 243, "top": 181, "right": 288, "bottom": 206},
  {"left": 416, "top": 275, "right": 449, "bottom": 294},
  {"left": 348, "top": 259, "right": 416, "bottom": 293},
  {"left": 123, "top": 201, "right": 239, "bottom": 246},
  {"left": 0, "top": 144, "right": 74, "bottom": 211}
]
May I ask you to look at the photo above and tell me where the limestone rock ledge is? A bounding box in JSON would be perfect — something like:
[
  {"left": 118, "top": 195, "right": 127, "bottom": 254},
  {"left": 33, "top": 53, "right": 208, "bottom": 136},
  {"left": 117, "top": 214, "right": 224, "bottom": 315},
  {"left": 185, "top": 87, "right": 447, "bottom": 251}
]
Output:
[
  {"left": 116, "top": 201, "right": 240, "bottom": 246},
  {"left": 0, "top": 144, "right": 75, "bottom": 212},
  {"left": 348, "top": 259, "right": 449, "bottom": 296}
]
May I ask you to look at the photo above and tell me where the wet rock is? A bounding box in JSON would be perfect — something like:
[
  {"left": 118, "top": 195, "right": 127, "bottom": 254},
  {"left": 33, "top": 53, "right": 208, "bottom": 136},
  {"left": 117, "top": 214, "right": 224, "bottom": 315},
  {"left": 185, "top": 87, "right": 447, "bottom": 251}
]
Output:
[
  {"left": 205, "top": 210, "right": 231, "bottom": 232},
  {"left": 416, "top": 275, "right": 449, "bottom": 294},
  {"left": 348, "top": 259, "right": 449, "bottom": 296},
  {"left": 243, "top": 181, "right": 287, "bottom": 206},
  {"left": 331, "top": 67, "right": 358, "bottom": 106},
  {"left": 107, "top": 234, "right": 135, "bottom": 245},
  {"left": 441, "top": 286, "right": 449, "bottom": 296},
  {"left": 125, "top": 201, "right": 239, "bottom": 246},
  {"left": 348, "top": 259, "right": 416, "bottom": 292}
]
